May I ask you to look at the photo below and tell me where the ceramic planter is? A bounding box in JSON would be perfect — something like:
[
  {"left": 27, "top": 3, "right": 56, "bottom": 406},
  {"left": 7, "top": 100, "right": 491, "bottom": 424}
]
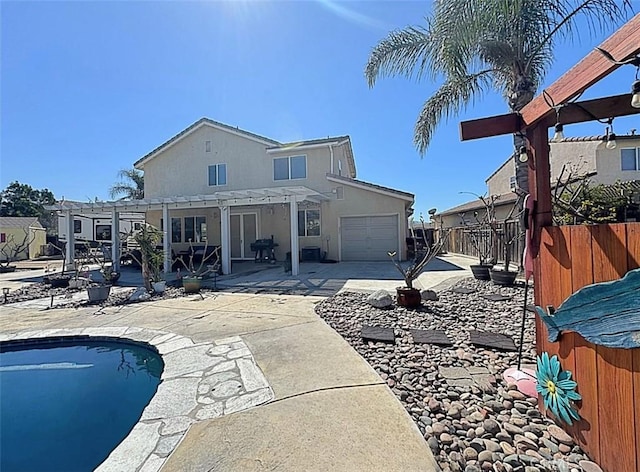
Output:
[
  {"left": 490, "top": 269, "right": 518, "bottom": 286},
  {"left": 182, "top": 276, "right": 202, "bottom": 294},
  {"left": 396, "top": 286, "right": 422, "bottom": 308},
  {"left": 470, "top": 264, "right": 493, "bottom": 281},
  {"left": 87, "top": 285, "right": 111, "bottom": 303},
  {"left": 152, "top": 281, "right": 166, "bottom": 294}
]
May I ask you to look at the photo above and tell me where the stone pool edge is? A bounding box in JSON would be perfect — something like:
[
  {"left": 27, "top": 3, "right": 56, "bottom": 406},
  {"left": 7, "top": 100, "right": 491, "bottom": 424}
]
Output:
[{"left": 0, "top": 327, "right": 275, "bottom": 472}]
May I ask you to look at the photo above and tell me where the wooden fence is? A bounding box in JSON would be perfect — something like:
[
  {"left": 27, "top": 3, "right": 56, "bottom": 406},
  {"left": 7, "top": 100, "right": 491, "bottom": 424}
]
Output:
[
  {"left": 445, "top": 221, "right": 523, "bottom": 266},
  {"left": 535, "top": 223, "right": 640, "bottom": 472}
]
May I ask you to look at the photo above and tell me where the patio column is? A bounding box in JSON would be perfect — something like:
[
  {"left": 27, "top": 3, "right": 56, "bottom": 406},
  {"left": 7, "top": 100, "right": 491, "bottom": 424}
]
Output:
[
  {"left": 289, "top": 199, "right": 299, "bottom": 276},
  {"left": 65, "top": 210, "right": 75, "bottom": 271},
  {"left": 111, "top": 209, "right": 120, "bottom": 272},
  {"left": 162, "top": 203, "right": 170, "bottom": 273},
  {"left": 220, "top": 205, "right": 231, "bottom": 275}
]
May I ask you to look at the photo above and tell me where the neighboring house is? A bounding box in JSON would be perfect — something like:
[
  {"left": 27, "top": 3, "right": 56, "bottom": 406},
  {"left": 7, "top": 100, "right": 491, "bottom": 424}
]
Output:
[
  {"left": 0, "top": 217, "right": 46, "bottom": 261},
  {"left": 51, "top": 118, "right": 414, "bottom": 275},
  {"left": 436, "top": 134, "right": 640, "bottom": 229}
]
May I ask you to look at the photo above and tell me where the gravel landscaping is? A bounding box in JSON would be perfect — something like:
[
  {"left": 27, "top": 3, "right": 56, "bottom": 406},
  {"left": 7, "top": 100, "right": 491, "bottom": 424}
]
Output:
[{"left": 315, "top": 279, "right": 600, "bottom": 472}]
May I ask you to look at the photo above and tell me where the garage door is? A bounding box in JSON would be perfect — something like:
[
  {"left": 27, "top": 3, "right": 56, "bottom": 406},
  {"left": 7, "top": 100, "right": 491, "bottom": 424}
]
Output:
[{"left": 341, "top": 215, "right": 399, "bottom": 261}]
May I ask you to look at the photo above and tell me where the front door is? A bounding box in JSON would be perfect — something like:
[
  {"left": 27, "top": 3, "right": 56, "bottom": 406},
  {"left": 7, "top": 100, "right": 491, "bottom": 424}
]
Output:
[{"left": 230, "top": 213, "right": 257, "bottom": 260}]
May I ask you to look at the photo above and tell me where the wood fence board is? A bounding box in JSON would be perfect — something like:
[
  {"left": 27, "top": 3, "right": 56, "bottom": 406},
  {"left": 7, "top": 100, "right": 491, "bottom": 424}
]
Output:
[
  {"left": 592, "top": 224, "right": 633, "bottom": 472},
  {"left": 538, "top": 228, "right": 562, "bottom": 363},
  {"left": 596, "top": 345, "right": 636, "bottom": 472},
  {"left": 627, "top": 225, "right": 640, "bottom": 472},
  {"left": 591, "top": 224, "right": 628, "bottom": 282},
  {"left": 633, "top": 349, "right": 640, "bottom": 472},
  {"left": 568, "top": 225, "right": 598, "bottom": 456}
]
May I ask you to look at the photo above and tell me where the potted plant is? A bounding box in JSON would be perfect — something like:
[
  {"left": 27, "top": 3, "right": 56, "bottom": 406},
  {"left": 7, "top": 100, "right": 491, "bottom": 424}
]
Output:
[
  {"left": 127, "top": 224, "right": 165, "bottom": 293},
  {"left": 178, "top": 240, "right": 221, "bottom": 294},
  {"left": 388, "top": 220, "right": 449, "bottom": 308},
  {"left": 487, "top": 195, "right": 524, "bottom": 286},
  {"left": 459, "top": 199, "right": 495, "bottom": 280}
]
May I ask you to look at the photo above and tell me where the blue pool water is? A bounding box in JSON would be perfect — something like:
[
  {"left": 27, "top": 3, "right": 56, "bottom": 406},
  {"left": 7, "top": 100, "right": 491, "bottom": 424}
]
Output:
[{"left": 0, "top": 338, "right": 163, "bottom": 472}]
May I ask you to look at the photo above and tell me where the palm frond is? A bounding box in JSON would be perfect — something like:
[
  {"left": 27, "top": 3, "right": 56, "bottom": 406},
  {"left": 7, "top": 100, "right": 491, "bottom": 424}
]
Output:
[
  {"left": 414, "top": 71, "right": 493, "bottom": 154},
  {"left": 109, "top": 168, "right": 144, "bottom": 200}
]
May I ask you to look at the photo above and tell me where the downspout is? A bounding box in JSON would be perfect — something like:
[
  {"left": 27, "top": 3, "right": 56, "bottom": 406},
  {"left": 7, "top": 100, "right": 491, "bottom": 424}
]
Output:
[{"left": 329, "top": 144, "right": 334, "bottom": 174}]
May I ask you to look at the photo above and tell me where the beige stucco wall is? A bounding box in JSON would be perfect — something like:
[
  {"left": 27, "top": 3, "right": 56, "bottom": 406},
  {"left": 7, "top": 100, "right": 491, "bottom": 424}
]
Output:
[
  {"left": 595, "top": 138, "right": 640, "bottom": 184},
  {"left": 142, "top": 124, "right": 353, "bottom": 199},
  {"left": 486, "top": 139, "right": 640, "bottom": 196},
  {"left": 0, "top": 226, "right": 46, "bottom": 261}
]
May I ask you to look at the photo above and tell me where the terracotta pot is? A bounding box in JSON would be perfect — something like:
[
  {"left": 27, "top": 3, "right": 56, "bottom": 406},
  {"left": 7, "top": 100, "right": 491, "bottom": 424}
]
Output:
[
  {"left": 396, "top": 286, "right": 422, "bottom": 308},
  {"left": 182, "top": 276, "right": 202, "bottom": 294},
  {"left": 490, "top": 269, "right": 518, "bottom": 286},
  {"left": 470, "top": 264, "right": 493, "bottom": 281}
]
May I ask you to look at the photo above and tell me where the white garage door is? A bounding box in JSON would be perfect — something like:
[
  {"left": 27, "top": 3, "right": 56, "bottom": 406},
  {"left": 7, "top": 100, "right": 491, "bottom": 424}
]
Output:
[{"left": 341, "top": 215, "right": 399, "bottom": 261}]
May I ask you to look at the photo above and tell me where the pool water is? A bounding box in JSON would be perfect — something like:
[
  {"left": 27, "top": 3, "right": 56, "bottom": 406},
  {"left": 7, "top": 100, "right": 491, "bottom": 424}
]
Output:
[{"left": 0, "top": 339, "right": 163, "bottom": 472}]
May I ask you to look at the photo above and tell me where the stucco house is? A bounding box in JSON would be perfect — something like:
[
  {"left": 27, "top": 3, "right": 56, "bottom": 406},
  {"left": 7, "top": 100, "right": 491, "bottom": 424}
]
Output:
[
  {"left": 51, "top": 118, "right": 414, "bottom": 275},
  {"left": 0, "top": 217, "right": 46, "bottom": 262},
  {"left": 436, "top": 133, "right": 640, "bottom": 229}
]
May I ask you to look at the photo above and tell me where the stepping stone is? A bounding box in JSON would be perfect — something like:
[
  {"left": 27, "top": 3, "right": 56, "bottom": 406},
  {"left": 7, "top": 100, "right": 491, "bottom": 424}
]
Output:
[
  {"left": 410, "top": 329, "right": 453, "bottom": 347},
  {"left": 481, "top": 293, "right": 512, "bottom": 302},
  {"left": 469, "top": 330, "right": 517, "bottom": 351},
  {"left": 452, "top": 287, "right": 476, "bottom": 294},
  {"left": 361, "top": 325, "right": 395, "bottom": 343}
]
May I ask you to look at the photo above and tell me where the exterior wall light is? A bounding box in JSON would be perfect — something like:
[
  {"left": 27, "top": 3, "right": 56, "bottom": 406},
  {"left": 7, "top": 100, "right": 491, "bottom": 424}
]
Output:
[
  {"left": 632, "top": 79, "right": 640, "bottom": 109},
  {"left": 518, "top": 146, "right": 529, "bottom": 163}
]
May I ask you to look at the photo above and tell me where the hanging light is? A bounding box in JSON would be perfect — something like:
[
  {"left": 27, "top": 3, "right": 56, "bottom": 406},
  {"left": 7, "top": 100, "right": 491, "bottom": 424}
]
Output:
[
  {"left": 632, "top": 79, "right": 640, "bottom": 109},
  {"left": 606, "top": 131, "right": 617, "bottom": 150},
  {"left": 551, "top": 123, "right": 564, "bottom": 142},
  {"left": 518, "top": 145, "right": 529, "bottom": 163}
]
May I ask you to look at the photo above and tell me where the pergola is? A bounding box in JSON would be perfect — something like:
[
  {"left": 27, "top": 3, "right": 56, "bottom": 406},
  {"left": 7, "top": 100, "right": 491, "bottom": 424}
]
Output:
[
  {"left": 459, "top": 13, "right": 640, "bottom": 299},
  {"left": 50, "top": 186, "right": 330, "bottom": 276}
]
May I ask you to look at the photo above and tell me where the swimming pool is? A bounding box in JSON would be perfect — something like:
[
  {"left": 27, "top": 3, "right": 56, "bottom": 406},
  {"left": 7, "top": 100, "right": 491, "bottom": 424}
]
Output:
[{"left": 0, "top": 337, "right": 163, "bottom": 472}]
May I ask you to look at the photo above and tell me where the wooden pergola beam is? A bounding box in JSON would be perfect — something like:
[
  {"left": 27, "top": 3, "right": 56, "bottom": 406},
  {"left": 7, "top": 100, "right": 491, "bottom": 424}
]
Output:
[
  {"left": 459, "top": 93, "right": 640, "bottom": 140},
  {"left": 521, "top": 13, "right": 640, "bottom": 127}
]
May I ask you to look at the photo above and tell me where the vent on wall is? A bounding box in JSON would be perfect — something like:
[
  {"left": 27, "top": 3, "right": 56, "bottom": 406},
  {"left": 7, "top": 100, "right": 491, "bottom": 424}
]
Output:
[
  {"left": 205, "top": 141, "right": 211, "bottom": 152},
  {"left": 336, "top": 186, "right": 344, "bottom": 200}
]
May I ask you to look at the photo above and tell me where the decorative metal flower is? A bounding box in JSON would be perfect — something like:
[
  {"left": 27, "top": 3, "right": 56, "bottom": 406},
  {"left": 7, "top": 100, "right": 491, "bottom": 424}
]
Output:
[{"left": 536, "top": 352, "right": 582, "bottom": 425}]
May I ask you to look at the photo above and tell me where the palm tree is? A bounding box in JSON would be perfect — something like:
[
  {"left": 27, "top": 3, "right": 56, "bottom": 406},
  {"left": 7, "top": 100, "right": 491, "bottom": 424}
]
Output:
[
  {"left": 109, "top": 168, "right": 144, "bottom": 200},
  {"left": 365, "top": 0, "right": 629, "bottom": 193}
]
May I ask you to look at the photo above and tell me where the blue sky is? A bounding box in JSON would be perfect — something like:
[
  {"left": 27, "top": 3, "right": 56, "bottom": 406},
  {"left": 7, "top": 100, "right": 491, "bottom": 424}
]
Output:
[{"left": 1, "top": 1, "right": 638, "bottom": 218}]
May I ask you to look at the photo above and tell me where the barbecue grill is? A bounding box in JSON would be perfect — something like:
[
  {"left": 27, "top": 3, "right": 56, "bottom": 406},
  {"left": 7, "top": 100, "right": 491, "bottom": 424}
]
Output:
[{"left": 250, "top": 238, "right": 278, "bottom": 263}]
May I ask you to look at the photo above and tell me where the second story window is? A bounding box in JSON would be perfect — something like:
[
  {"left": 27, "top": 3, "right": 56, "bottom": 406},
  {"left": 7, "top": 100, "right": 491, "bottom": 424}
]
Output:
[
  {"left": 274, "top": 155, "right": 306, "bottom": 181},
  {"left": 621, "top": 148, "right": 639, "bottom": 171},
  {"left": 208, "top": 164, "right": 227, "bottom": 186}
]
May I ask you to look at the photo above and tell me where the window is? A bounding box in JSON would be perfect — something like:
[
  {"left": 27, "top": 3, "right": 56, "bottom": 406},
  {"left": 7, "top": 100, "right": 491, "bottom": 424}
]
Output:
[
  {"left": 184, "top": 216, "right": 207, "bottom": 242},
  {"left": 274, "top": 155, "right": 306, "bottom": 181},
  {"left": 205, "top": 140, "right": 211, "bottom": 152},
  {"left": 338, "top": 160, "right": 342, "bottom": 176},
  {"left": 621, "top": 148, "right": 639, "bottom": 171},
  {"left": 74, "top": 220, "right": 82, "bottom": 233},
  {"left": 133, "top": 222, "right": 142, "bottom": 231},
  {"left": 298, "top": 209, "right": 320, "bottom": 237},
  {"left": 96, "top": 225, "right": 112, "bottom": 241},
  {"left": 0, "top": 233, "right": 5, "bottom": 243},
  {"left": 509, "top": 176, "right": 517, "bottom": 190},
  {"left": 171, "top": 218, "right": 182, "bottom": 243},
  {"left": 208, "top": 164, "right": 227, "bottom": 186}
]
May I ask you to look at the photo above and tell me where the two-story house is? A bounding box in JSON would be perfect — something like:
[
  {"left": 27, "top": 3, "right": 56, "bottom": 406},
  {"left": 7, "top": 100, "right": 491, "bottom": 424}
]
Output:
[
  {"left": 436, "top": 133, "right": 640, "bottom": 228},
  {"left": 53, "top": 118, "right": 414, "bottom": 275}
]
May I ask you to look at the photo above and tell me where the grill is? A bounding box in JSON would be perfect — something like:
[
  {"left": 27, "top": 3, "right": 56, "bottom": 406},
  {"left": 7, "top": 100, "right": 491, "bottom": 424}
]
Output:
[{"left": 250, "top": 238, "right": 278, "bottom": 263}]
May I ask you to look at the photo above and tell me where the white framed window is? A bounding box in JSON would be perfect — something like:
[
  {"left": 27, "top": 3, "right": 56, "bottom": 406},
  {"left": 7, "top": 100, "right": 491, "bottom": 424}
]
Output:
[
  {"left": 208, "top": 164, "right": 227, "bottom": 186},
  {"left": 298, "top": 209, "right": 320, "bottom": 237},
  {"left": 274, "top": 155, "right": 306, "bottom": 181},
  {"left": 509, "top": 176, "right": 517, "bottom": 190},
  {"left": 621, "top": 148, "right": 639, "bottom": 171}
]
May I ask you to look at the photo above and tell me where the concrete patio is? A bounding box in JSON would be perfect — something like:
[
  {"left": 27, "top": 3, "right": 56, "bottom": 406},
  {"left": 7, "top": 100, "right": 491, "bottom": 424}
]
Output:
[{"left": 0, "top": 255, "right": 475, "bottom": 471}]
